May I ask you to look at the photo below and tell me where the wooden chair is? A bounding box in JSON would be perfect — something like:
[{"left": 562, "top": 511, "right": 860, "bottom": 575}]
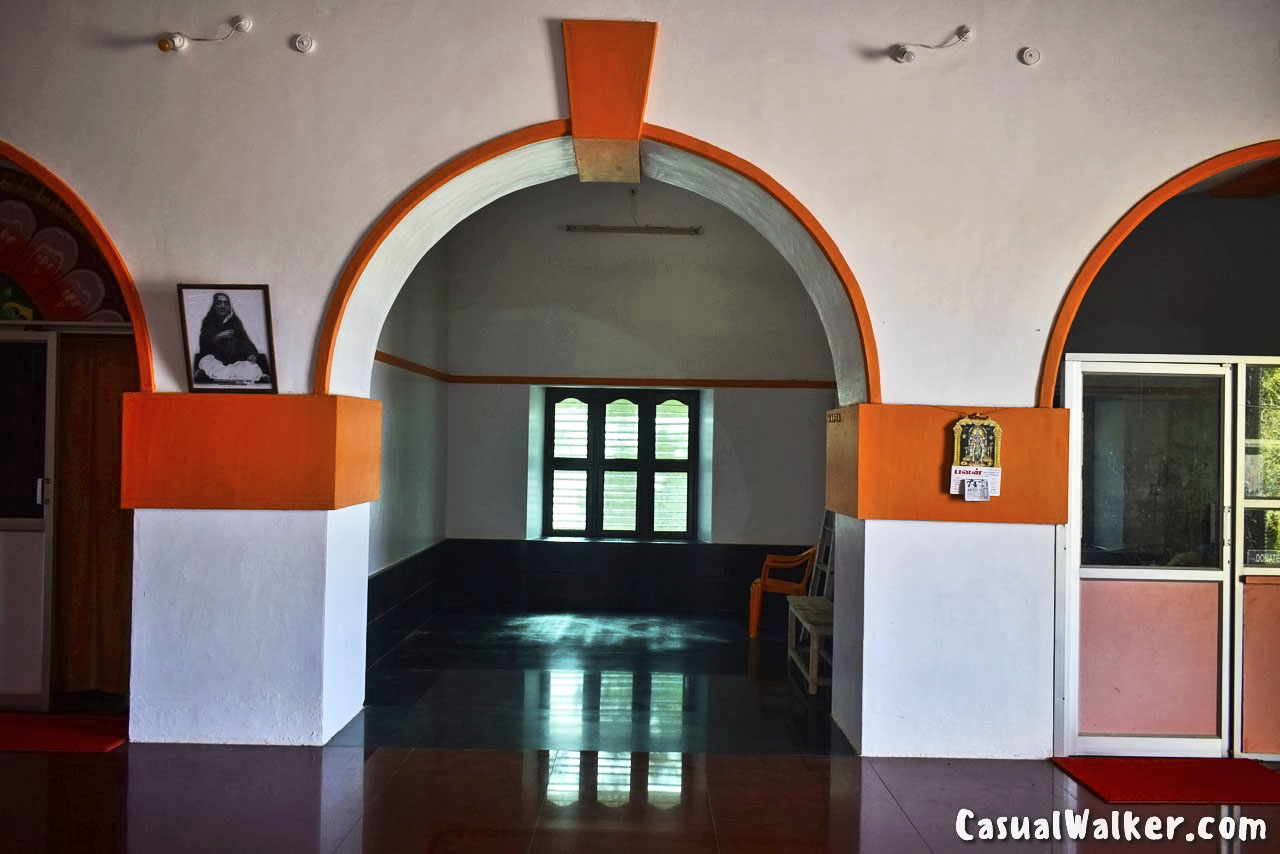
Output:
[
  {"left": 747, "top": 511, "right": 834, "bottom": 638},
  {"left": 787, "top": 511, "right": 836, "bottom": 694}
]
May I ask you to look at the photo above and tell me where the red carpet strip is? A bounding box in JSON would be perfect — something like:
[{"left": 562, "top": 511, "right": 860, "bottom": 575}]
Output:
[
  {"left": 1054, "top": 756, "right": 1280, "bottom": 804},
  {"left": 0, "top": 713, "right": 126, "bottom": 752}
]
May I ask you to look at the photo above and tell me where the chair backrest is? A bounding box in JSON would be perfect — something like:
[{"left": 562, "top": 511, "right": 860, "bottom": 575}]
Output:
[{"left": 808, "top": 510, "right": 835, "bottom": 598}]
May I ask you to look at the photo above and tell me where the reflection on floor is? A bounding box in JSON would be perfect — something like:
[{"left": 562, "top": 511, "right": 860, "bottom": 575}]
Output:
[
  {"left": 338, "top": 610, "right": 846, "bottom": 755},
  {"left": 5, "top": 610, "right": 1276, "bottom": 850},
  {"left": 7, "top": 746, "right": 1278, "bottom": 851}
]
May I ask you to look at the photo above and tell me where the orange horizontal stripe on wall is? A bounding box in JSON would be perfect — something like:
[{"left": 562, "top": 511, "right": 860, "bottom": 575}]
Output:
[
  {"left": 373, "top": 351, "right": 837, "bottom": 389},
  {"left": 826, "top": 403, "right": 1068, "bottom": 524},
  {"left": 374, "top": 351, "right": 450, "bottom": 381},
  {"left": 121, "top": 393, "right": 380, "bottom": 510}
]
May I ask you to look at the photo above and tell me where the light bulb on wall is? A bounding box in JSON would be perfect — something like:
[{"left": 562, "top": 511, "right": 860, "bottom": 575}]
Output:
[
  {"left": 156, "top": 16, "right": 251, "bottom": 53},
  {"left": 890, "top": 25, "right": 972, "bottom": 65},
  {"left": 157, "top": 32, "right": 187, "bottom": 52}
]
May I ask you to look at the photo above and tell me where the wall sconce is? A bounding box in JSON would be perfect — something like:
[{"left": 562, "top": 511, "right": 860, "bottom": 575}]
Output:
[
  {"left": 158, "top": 15, "right": 252, "bottom": 53},
  {"left": 892, "top": 25, "right": 973, "bottom": 64}
]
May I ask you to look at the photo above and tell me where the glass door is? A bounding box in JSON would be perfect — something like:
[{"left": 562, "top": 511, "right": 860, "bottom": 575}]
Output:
[
  {"left": 1062, "top": 361, "right": 1232, "bottom": 757},
  {"left": 1234, "top": 365, "right": 1280, "bottom": 759},
  {"left": 0, "top": 332, "right": 57, "bottom": 710}
]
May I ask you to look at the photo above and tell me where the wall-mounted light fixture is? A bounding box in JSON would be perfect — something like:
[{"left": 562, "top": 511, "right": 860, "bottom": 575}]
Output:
[
  {"left": 158, "top": 15, "right": 252, "bottom": 53},
  {"left": 563, "top": 188, "right": 703, "bottom": 236},
  {"left": 892, "top": 25, "right": 973, "bottom": 64}
]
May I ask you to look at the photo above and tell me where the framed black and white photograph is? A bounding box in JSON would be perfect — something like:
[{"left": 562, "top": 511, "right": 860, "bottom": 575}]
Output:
[{"left": 177, "top": 284, "right": 278, "bottom": 393}]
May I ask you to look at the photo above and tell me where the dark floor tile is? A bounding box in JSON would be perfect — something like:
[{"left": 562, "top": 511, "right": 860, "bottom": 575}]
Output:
[
  {"left": 532, "top": 751, "right": 715, "bottom": 851},
  {"left": 363, "top": 663, "right": 443, "bottom": 707},
  {"left": 407, "top": 668, "right": 531, "bottom": 710},
  {"left": 352, "top": 748, "right": 544, "bottom": 852},
  {"left": 705, "top": 754, "right": 861, "bottom": 852},
  {"left": 338, "top": 817, "right": 535, "bottom": 854},
  {"left": 530, "top": 828, "right": 719, "bottom": 853},
  {"left": 327, "top": 706, "right": 444, "bottom": 748},
  {"left": 0, "top": 750, "right": 127, "bottom": 854},
  {"left": 125, "top": 744, "right": 332, "bottom": 854},
  {"left": 869, "top": 758, "right": 1066, "bottom": 853},
  {"left": 830, "top": 757, "right": 933, "bottom": 853},
  {"left": 350, "top": 608, "right": 850, "bottom": 756}
]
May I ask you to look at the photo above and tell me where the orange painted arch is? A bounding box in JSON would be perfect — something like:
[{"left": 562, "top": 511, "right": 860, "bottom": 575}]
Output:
[
  {"left": 314, "top": 122, "right": 882, "bottom": 403},
  {"left": 0, "top": 139, "right": 155, "bottom": 392},
  {"left": 1036, "top": 139, "right": 1280, "bottom": 408}
]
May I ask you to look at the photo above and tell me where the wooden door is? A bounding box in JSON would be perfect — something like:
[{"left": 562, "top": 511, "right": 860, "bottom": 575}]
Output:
[{"left": 53, "top": 335, "right": 137, "bottom": 698}]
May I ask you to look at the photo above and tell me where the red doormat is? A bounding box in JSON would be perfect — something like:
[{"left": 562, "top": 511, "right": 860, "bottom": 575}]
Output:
[
  {"left": 0, "top": 713, "right": 126, "bottom": 752},
  {"left": 1054, "top": 757, "right": 1280, "bottom": 804}
]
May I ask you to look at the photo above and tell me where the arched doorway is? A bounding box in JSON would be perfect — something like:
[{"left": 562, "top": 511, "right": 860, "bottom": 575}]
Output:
[
  {"left": 1049, "top": 141, "right": 1280, "bottom": 759},
  {"left": 0, "top": 139, "right": 150, "bottom": 711},
  {"left": 315, "top": 122, "right": 880, "bottom": 745},
  {"left": 316, "top": 126, "right": 878, "bottom": 404}
]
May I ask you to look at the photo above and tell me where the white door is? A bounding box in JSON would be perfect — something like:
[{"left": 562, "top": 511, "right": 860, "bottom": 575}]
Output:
[
  {"left": 0, "top": 332, "right": 56, "bottom": 710},
  {"left": 1061, "top": 360, "right": 1232, "bottom": 757}
]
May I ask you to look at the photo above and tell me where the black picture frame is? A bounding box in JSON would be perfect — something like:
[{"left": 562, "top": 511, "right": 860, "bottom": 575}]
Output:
[{"left": 177, "top": 284, "right": 278, "bottom": 393}]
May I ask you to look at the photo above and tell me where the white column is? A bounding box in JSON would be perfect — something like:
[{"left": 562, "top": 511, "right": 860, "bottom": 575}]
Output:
[
  {"left": 130, "top": 508, "right": 367, "bottom": 745},
  {"left": 856, "top": 520, "right": 1056, "bottom": 758},
  {"left": 830, "top": 514, "right": 865, "bottom": 751}
]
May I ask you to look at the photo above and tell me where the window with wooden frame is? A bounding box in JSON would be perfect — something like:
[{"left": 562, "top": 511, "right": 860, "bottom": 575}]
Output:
[{"left": 543, "top": 388, "right": 700, "bottom": 539}]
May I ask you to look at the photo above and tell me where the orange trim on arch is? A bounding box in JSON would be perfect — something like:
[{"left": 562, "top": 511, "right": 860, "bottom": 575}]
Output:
[
  {"left": 642, "top": 124, "right": 882, "bottom": 403},
  {"left": 0, "top": 139, "right": 155, "bottom": 391},
  {"left": 313, "top": 120, "right": 571, "bottom": 395},
  {"left": 1036, "top": 140, "right": 1280, "bottom": 407},
  {"left": 315, "top": 122, "right": 883, "bottom": 404}
]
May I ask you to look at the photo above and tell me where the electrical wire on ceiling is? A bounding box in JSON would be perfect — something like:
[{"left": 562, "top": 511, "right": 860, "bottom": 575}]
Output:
[{"left": 564, "top": 187, "right": 704, "bottom": 235}]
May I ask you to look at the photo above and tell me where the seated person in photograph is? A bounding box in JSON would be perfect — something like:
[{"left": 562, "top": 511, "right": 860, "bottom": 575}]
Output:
[{"left": 194, "top": 291, "right": 271, "bottom": 383}]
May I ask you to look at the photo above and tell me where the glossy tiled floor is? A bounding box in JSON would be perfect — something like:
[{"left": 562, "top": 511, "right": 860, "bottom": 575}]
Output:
[
  {"left": 339, "top": 610, "right": 848, "bottom": 754},
  {"left": 6, "top": 746, "right": 1278, "bottom": 851},
  {"left": 3, "top": 610, "right": 1277, "bottom": 850}
]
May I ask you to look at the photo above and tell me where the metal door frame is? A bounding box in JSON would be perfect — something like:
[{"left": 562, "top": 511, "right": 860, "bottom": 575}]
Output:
[
  {"left": 0, "top": 331, "right": 57, "bottom": 710},
  {"left": 1058, "top": 356, "right": 1233, "bottom": 758},
  {"left": 1231, "top": 359, "right": 1280, "bottom": 760}
]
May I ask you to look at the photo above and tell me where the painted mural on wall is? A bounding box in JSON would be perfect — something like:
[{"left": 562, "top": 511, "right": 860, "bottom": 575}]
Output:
[{"left": 0, "top": 166, "right": 131, "bottom": 323}]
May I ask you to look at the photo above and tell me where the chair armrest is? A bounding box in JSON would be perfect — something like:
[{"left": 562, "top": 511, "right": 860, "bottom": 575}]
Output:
[{"left": 759, "top": 548, "right": 816, "bottom": 582}]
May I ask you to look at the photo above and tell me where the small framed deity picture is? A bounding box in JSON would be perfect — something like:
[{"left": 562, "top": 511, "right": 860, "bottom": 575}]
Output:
[
  {"left": 177, "top": 284, "right": 278, "bottom": 393},
  {"left": 952, "top": 415, "right": 1002, "bottom": 468}
]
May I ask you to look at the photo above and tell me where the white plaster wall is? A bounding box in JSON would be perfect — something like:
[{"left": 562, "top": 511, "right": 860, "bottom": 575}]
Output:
[
  {"left": 439, "top": 177, "right": 834, "bottom": 544},
  {"left": 132, "top": 507, "right": 369, "bottom": 744},
  {"left": 446, "top": 177, "right": 834, "bottom": 379},
  {"left": 710, "top": 388, "right": 834, "bottom": 543},
  {"left": 3, "top": 1, "right": 1275, "bottom": 403},
  {"left": 859, "top": 520, "right": 1056, "bottom": 758},
  {"left": 379, "top": 242, "right": 450, "bottom": 370},
  {"left": 445, "top": 384, "right": 533, "bottom": 539},
  {"left": 445, "top": 384, "right": 830, "bottom": 543},
  {"left": 831, "top": 513, "right": 865, "bottom": 751},
  {"left": 130, "top": 509, "right": 329, "bottom": 745},
  {"left": 368, "top": 366, "right": 448, "bottom": 571},
  {"left": 368, "top": 244, "right": 450, "bottom": 573},
  {"left": 322, "top": 503, "right": 369, "bottom": 741}
]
